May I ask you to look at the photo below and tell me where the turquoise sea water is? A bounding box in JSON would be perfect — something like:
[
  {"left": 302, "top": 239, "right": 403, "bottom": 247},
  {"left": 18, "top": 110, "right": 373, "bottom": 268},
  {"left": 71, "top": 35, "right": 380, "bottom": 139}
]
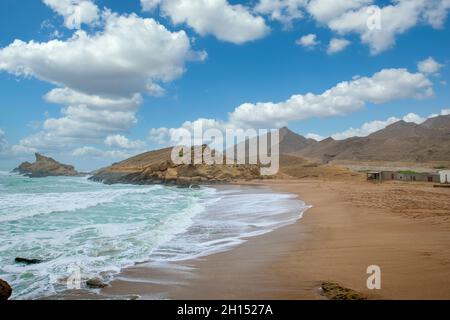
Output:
[{"left": 0, "top": 171, "right": 307, "bottom": 299}]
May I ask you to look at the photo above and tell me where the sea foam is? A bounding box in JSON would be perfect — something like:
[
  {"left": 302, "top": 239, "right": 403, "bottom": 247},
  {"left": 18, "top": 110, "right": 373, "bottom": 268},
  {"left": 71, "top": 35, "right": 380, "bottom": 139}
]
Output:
[{"left": 0, "top": 174, "right": 308, "bottom": 299}]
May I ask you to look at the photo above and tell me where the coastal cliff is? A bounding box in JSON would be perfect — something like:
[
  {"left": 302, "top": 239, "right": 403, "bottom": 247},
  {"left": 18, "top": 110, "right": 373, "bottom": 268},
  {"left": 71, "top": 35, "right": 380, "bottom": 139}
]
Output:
[
  {"left": 90, "top": 147, "right": 262, "bottom": 185},
  {"left": 13, "top": 153, "right": 81, "bottom": 178},
  {"left": 89, "top": 143, "right": 359, "bottom": 186}
]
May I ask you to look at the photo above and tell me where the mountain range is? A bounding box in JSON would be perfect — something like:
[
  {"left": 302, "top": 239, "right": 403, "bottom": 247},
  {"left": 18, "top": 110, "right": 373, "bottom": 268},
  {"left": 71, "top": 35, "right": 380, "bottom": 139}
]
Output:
[{"left": 282, "top": 114, "right": 450, "bottom": 165}]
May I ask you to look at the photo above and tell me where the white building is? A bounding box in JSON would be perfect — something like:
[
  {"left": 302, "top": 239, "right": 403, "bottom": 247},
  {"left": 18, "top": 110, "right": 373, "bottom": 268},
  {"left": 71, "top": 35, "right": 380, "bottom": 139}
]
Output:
[{"left": 439, "top": 170, "right": 450, "bottom": 184}]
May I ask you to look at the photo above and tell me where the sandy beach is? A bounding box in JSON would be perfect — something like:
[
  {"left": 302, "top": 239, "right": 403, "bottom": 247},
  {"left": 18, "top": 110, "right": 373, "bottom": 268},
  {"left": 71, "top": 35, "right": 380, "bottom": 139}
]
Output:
[{"left": 100, "top": 179, "right": 450, "bottom": 300}]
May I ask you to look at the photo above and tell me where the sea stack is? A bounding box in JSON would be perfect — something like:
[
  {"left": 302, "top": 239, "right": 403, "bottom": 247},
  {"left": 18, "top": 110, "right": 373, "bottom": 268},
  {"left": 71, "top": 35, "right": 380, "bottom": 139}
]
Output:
[{"left": 13, "top": 153, "right": 81, "bottom": 178}]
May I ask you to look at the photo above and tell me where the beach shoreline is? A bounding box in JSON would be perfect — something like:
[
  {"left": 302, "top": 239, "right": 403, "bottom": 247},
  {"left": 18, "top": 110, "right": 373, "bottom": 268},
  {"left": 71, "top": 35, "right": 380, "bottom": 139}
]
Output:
[
  {"left": 45, "top": 183, "right": 307, "bottom": 300},
  {"left": 99, "top": 179, "right": 450, "bottom": 300}
]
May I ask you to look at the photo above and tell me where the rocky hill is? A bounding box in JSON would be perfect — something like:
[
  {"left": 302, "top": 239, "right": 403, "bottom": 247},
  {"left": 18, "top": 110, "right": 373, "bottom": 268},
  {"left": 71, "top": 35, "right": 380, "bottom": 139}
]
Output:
[
  {"left": 13, "top": 153, "right": 81, "bottom": 178},
  {"left": 90, "top": 146, "right": 262, "bottom": 185},
  {"left": 90, "top": 143, "right": 360, "bottom": 185}
]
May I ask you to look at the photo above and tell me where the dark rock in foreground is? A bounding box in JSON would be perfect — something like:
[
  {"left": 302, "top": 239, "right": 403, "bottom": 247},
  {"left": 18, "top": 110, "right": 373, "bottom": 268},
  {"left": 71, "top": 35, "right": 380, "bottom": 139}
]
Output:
[
  {"left": 86, "top": 278, "right": 108, "bottom": 289},
  {"left": 13, "top": 153, "right": 82, "bottom": 178},
  {"left": 0, "top": 279, "right": 12, "bottom": 300},
  {"left": 320, "top": 282, "right": 367, "bottom": 300},
  {"left": 15, "top": 257, "right": 43, "bottom": 265}
]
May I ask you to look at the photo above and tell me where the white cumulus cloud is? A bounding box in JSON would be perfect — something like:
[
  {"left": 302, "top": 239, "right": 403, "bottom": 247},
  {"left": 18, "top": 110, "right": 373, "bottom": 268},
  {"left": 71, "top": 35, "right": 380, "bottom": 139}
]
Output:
[
  {"left": 0, "top": 12, "right": 204, "bottom": 153},
  {"left": 149, "top": 118, "right": 228, "bottom": 147},
  {"left": 43, "top": 0, "right": 100, "bottom": 29},
  {"left": 327, "top": 38, "right": 351, "bottom": 54},
  {"left": 71, "top": 146, "right": 136, "bottom": 159},
  {"left": 418, "top": 57, "right": 444, "bottom": 75},
  {"left": 326, "top": 0, "right": 450, "bottom": 54},
  {"left": 307, "top": 0, "right": 372, "bottom": 23},
  {"left": 0, "top": 129, "right": 39, "bottom": 157},
  {"left": 296, "top": 33, "right": 319, "bottom": 48},
  {"left": 149, "top": 67, "right": 434, "bottom": 145},
  {"left": 255, "top": 0, "right": 306, "bottom": 27},
  {"left": 0, "top": 13, "right": 201, "bottom": 98},
  {"left": 44, "top": 88, "right": 143, "bottom": 111},
  {"left": 254, "top": 0, "right": 450, "bottom": 54},
  {"left": 229, "top": 68, "right": 433, "bottom": 128},
  {"left": 142, "top": 0, "right": 269, "bottom": 44},
  {"left": 104, "top": 135, "right": 146, "bottom": 150}
]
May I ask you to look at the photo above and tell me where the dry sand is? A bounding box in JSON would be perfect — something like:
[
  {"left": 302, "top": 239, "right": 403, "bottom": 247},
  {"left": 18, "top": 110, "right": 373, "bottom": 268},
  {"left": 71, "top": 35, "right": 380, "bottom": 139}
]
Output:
[{"left": 102, "top": 179, "right": 450, "bottom": 300}]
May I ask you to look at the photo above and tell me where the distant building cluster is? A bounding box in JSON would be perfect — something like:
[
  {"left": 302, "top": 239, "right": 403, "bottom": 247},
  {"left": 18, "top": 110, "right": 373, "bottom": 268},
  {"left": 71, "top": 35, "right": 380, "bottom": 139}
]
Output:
[{"left": 367, "top": 170, "right": 450, "bottom": 184}]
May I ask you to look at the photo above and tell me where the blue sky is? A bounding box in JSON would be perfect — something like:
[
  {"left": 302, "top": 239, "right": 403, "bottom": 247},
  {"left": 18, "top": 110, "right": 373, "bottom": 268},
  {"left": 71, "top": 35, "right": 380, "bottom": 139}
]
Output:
[{"left": 0, "top": 0, "right": 449, "bottom": 171}]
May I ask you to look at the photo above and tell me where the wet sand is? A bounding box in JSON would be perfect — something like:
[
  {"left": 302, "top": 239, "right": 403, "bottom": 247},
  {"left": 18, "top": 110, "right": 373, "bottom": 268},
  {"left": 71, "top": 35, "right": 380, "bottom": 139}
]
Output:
[{"left": 102, "top": 179, "right": 450, "bottom": 300}]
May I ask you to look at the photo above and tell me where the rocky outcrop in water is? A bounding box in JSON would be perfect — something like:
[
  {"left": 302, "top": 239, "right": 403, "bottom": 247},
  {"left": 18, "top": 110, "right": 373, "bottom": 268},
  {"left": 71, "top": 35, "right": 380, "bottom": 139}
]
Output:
[
  {"left": 13, "top": 153, "right": 81, "bottom": 178},
  {"left": 0, "top": 279, "right": 12, "bottom": 300},
  {"left": 15, "top": 257, "right": 43, "bottom": 265}
]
